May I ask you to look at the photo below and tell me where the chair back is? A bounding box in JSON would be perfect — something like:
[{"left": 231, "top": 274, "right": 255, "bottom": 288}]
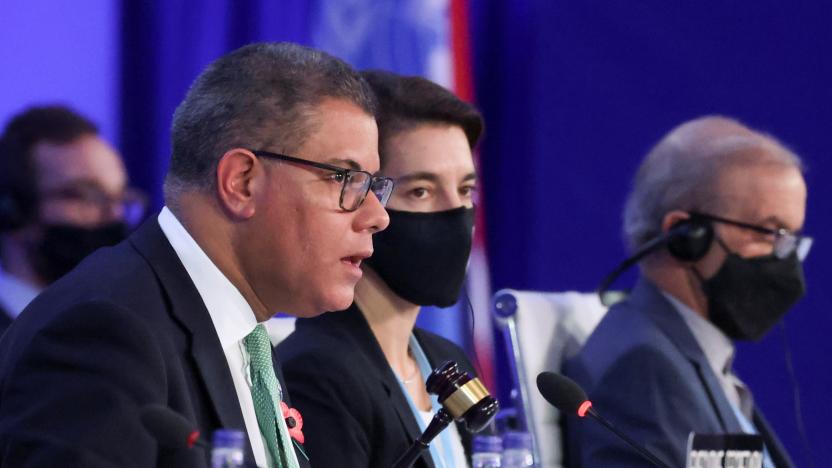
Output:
[{"left": 493, "top": 289, "right": 608, "bottom": 468}]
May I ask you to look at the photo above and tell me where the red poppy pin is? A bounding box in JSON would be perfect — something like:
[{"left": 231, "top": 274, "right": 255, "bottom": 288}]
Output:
[{"left": 280, "top": 401, "right": 305, "bottom": 445}]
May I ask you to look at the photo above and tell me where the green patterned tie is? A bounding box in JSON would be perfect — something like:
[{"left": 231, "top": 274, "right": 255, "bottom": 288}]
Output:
[{"left": 244, "top": 324, "right": 299, "bottom": 468}]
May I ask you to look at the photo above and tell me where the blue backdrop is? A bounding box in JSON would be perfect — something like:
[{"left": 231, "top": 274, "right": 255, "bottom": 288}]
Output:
[{"left": 1, "top": 0, "right": 829, "bottom": 465}]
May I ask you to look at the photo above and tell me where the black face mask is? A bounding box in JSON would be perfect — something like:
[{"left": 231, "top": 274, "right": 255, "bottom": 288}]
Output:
[
  {"left": 365, "top": 206, "right": 474, "bottom": 307},
  {"left": 702, "top": 251, "right": 806, "bottom": 341},
  {"left": 30, "top": 222, "right": 128, "bottom": 284}
]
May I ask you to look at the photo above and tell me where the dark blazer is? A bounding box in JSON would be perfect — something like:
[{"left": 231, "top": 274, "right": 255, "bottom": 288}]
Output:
[
  {"left": 276, "top": 304, "right": 477, "bottom": 468},
  {"left": 0, "top": 307, "right": 11, "bottom": 339},
  {"left": 0, "top": 218, "right": 310, "bottom": 468},
  {"left": 563, "top": 279, "right": 794, "bottom": 468}
]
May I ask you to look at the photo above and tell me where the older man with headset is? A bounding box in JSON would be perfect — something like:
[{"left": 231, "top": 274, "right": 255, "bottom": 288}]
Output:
[{"left": 565, "top": 116, "right": 808, "bottom": 468}]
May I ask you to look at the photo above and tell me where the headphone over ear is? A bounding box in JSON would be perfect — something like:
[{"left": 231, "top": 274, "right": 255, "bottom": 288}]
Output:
[
  {"left": 665, "top": 215, "right": 714, "bottom": 262},
  {"left": 597, "top": 213, "right": 715, "bottom": 305},
  {"left": 0, "top": 192, "right": 25, "bottom": 231},
  {"left": 0, "top": 131, "right": 39, "bottom": 232},
  {"left": 0, "top": 165, "right": 36, "bottom": 232},
  {"left": 0, "top": 181, "right": 31, "bottom": 232}
]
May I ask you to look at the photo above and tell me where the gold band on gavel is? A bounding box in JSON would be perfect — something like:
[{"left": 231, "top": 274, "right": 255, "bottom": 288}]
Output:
[{"left": 441, "top": 378, "right": 490, "bottom": 419}]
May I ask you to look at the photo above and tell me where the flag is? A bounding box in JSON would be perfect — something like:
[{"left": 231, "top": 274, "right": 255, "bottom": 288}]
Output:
[{"left": 311, "top": 0, "right": 495, "bottom": 390}]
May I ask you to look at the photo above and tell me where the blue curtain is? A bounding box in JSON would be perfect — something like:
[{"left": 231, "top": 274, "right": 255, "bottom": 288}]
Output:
[
  {"left": 472, "top": 1, "right": 832, "bottom": 465},
  {"left": 120, "top": 0, "right": 313, "bottom": 210},
  {"left": 120, "top": 1, "right": 832, "bottom": 464}
]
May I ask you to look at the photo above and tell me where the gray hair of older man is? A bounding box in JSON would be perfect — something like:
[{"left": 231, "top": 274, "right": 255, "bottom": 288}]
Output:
[
  {"left": 622, "top": 115, "right": 804, "bottom": 253},
  {"left": 164, "top": 42, "right": 376, "bottom": 200}
]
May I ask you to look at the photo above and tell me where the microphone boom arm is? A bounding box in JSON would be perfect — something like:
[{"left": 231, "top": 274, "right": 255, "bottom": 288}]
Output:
[
  {"left": 391, "top": 408, "right": 454, "bottom": 468},
  {"left": 585, "top": 407, "right": 671, "bottom": 468}
]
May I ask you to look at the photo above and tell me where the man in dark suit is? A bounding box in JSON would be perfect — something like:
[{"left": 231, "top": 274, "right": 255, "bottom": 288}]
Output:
[
  {"left": 0, "top": 42, "right": 391, "bottom": 467},
  {"left": 565, "top": 116, "right": 808, "bottom": 467},
  {"left": 0, "top": 106, "right": 139, "bottom": 335}
]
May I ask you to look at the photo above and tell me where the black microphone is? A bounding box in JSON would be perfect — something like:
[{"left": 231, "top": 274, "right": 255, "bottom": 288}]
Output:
[
  {"left": 141, "top": 404, "right": 262, "bottom": 468},
  {"left": 392, "top": 361, "right": 500, "bottom": 468},
  {"left": 536, "top": 372, "right": 672, "bottom": 468},
  {"left": 140, "top": 404, "right": 209, "bottom": 450}
]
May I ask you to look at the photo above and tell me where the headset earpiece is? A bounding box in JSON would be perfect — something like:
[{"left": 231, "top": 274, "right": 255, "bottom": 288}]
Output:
[
  {"left": 598, "top": 214, "right": 715, "bottom": 304},
  {"left": 0, "top": 191, "right": 23, "bottom": 232},
  {"left": 666, "top": 216, "right": 714, "bottom": 262},
  {"left": 0, "top": 185, "right": 34, "bottom": 232}
]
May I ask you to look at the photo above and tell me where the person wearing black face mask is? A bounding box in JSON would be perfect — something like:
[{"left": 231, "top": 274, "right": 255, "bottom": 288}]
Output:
[
  {"left": 564, "top": 116, "right": 807, "bottom": 468},
  {"left": 0, "top": 106, "right": 143, "bottom": 335},
  {"left": 687, "top": 212, "right": 810, "bottom": 342},
  {"left": 278, "top": 70, "right": 485, "bottom": 468}
]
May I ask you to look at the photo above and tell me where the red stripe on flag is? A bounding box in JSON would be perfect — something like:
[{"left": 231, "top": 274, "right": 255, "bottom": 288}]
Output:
[
  {"left": 451, "top": 0, "right": 474, "bottom": 102},
  {"left": 451, "top": 0, "right": 496, "bottom": 392}
]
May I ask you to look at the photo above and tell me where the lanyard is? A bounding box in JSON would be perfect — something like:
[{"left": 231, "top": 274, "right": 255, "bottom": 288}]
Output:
[
  {"left": 729, "top": 403, "right": 774, "bottom": 468},
  {"left": 394, "top": 335, "right": 461, "bottom": 468}
]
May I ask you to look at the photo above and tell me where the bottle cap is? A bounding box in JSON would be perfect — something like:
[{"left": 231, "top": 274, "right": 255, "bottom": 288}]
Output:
[
  {"left": 503, "top": 431, "right": 533, "bottom": 450},
  {"left": 212, "top": 429, "right": 246, "bottom": 449},
  {"left": 473, "top": 435, "right": 503, "bottom": 453}
]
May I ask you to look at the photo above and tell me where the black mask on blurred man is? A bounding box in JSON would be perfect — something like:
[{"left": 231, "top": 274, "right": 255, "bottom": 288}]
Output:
[
  {"left": 365, "top": 206, "right": 475, "bottom": 307},
  {"left": 702, "top": 250, "right": 806, "bottom": 341},
  {"left": 29, "top": 222, "right": 128, "bottom": 284}
]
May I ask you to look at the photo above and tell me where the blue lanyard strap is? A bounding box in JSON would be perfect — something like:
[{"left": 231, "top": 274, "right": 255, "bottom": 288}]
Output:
[
  {"left": 394, "top": 335, "right": 461, "bottom": 468},
  {"left": 729, "top": 403, "right": 774, "bottom": 468}
]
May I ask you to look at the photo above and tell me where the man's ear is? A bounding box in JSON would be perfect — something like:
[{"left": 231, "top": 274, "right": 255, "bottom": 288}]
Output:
[
  {"left": 661, "top": 210, "right": 691, "bottom": 234},
  {"left": 216, "top": 148, "right": 260, "bottom": 220}
]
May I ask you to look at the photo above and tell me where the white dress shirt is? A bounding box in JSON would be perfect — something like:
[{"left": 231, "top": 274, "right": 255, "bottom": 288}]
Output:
[
  {"left": 661, "top": 292, "right": 745, "bottom": 411},
  {"left": 0, "top": 265, "right": 40, "bottom": 319},
  {"left": 158, "top": 207, "right": 274, "bottom": 467}
]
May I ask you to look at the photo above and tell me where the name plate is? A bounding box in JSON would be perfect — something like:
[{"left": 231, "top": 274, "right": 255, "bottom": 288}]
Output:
[{"left": 686, "top": 433, "right": 764, "bottom": 468}]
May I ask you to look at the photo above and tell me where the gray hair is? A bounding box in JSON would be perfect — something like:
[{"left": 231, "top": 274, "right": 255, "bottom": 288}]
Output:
[
  {"left": 164, "top": 42, "right": 376, "bottom": 201},
  {"left": 622, "top": 115, "right": 803, "bottom": 252}
]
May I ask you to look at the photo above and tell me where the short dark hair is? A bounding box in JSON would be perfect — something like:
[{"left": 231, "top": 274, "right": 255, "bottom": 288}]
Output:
[
  {"left": 360, "top": 70, "right": 483, "bottom": 168},
  {"left": 0, "top": 105, "right": 98, "bottom": 229},
  {"left": 166, "top": 42, "right": 377, "bottom": 196}
]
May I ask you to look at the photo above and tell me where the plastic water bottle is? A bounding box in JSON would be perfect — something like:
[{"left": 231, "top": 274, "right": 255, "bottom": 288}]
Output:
[
  {"left": 211, "top": 429, "right": 245, "bottom": 468},
  {"left": 472, "top": 435, "right": 503, "bottom": 468},
  {"left": 502, "top": 431, "right": 534, "bottom": 467}
]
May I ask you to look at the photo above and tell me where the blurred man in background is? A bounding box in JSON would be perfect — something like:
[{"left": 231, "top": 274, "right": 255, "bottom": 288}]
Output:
[
  {"left": 566, "top": 116, "right": 806, "bottom": 467},
  {"left": 0, "top": 105, "right": 142, "bottom": 334}
]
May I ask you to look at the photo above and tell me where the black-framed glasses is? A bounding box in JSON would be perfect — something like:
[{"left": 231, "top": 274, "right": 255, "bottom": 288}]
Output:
[
  {"left": 251, "top": 150, "right": 394, "bottom": 212},
  {"left": 691, "top": 212, "right": 813, "bottom": 261},
  {"left": 40, "top": 185, "right": 147, "bottom": 227}
]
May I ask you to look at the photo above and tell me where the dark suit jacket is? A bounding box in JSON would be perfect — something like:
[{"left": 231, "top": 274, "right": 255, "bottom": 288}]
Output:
[
  {"left": 0, "top": 218, "right": 310, "bottom": 468},
  {"left": 276, "top": 304, "right": 477, "bottom": 468},
  {"left": 563, "top": 279, "right": 794, "bottom": 468},
  {"left": 0, "top": 307, "right": 11, "bottom": 339}
]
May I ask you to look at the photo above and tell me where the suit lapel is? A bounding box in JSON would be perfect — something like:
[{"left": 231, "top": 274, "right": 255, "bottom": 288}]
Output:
[
  {"left": 0, "top": 305, "right": 12, "bottom": 333},
  {"left": 129, "top": 219, "right": 253, "bottom": 459},
  {"left": 634, "top": 279, "right": 744, "bottom": 433},
  {"left": 272, "top": 347, "right": 312, "bottom": 468},
  {"left": 692, "top": 361, "right": 744, "bottom": 433}
]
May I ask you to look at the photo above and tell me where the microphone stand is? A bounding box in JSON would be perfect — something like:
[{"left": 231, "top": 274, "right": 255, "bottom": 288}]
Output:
[
  {"left": 391, "top": 408, "right": 454, "bottom": 468},
  {"left": 586, "top": 408, "right": 671, "bottom": 468}
]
